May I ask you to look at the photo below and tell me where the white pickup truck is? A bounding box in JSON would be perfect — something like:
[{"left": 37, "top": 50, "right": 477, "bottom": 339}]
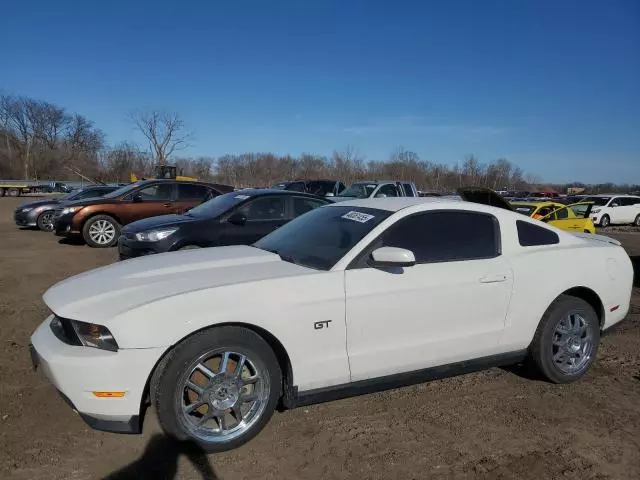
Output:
[{"left": 331, "top": 180, "right": 418, "bottom": 202}]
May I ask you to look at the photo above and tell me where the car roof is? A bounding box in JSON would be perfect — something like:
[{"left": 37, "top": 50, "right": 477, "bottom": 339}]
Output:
[
  {"left": 232, "top": 188, "right": 329, "bottom": 199},
  {"left": 327, "top": 197, "right": 461, "bottom": 212}
]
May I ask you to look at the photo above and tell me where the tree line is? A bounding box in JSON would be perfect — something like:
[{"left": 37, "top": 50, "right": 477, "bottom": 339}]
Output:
[{"left": 1, "top": 93, "right": 637, "bottom": 194}]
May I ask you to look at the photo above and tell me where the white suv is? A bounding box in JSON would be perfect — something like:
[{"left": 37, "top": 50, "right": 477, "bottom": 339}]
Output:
[{"left": 585, "top": 194, "right": 640, "bottom": 227}]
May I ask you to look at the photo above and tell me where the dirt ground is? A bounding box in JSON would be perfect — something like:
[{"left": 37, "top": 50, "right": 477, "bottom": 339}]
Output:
[{"left": 1, "top": 196, "right": 639, "bottom": 480}]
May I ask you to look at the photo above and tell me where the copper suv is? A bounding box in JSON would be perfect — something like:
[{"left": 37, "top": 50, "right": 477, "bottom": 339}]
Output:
[{"left": 53, "top": 180, "right": 233, "bottom": 247}]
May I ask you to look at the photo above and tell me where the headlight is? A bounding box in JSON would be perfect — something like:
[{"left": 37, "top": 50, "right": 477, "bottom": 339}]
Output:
[
  {"left": 592, "top": 208, "right": 601, "bottom": 214},
  {"left": 61, "top": 206, "right": 82, "bottom": 215},
  {"left": 20, "top": 207, "right": 33, "bottom": 213},
  {"left": 70, "top": 320, "right": 119, "bottom": 352},
  {"left": 135, "top": 227, "right": 178, "bottom": 242}
]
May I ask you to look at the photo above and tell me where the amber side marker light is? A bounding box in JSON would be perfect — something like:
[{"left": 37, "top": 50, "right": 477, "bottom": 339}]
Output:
[{"left": 93, "top": 391, "right": 126, "bottom": 398}]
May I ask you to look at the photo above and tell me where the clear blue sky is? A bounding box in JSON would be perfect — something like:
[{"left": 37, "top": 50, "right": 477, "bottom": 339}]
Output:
[{"left": 2, "top": 0, "right": 639, "bottom": 183}]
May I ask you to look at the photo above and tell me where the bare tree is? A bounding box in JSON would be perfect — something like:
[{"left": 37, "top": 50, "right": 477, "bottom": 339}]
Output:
[{"left": 129, "top": 110, "right": 191, "bottom": 165}]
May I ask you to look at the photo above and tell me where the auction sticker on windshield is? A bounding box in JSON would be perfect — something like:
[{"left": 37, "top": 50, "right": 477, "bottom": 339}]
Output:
[{"left": 342, "top": 211, "right": 375, "bottom": 223}]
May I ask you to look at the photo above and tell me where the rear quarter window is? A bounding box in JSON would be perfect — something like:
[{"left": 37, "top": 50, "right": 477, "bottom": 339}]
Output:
[{"left": 516, "top": 220, "right": 559, "bottom": 247}]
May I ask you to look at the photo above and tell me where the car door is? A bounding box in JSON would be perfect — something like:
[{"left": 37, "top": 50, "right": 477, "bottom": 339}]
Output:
[
  {"left": 544, "top": 205, "right": 583, "bottom": 231},
  {"left": 220, "top": 195, "right": 289, "bottom": 245},
  {"left": 123, "top": 182, "right": 176, "bottom": 223},
  {"left": 344, "top": 210, "right": 513, "bottom": 381},
  {"left": 608, "top": 197, "right": 624, "bottom": 224},
  {"left": 618, "top": 197, "right": 637, "bottom": 223},
  {"left": 174, "top": 183, "right": 215, "bottom": 214}
]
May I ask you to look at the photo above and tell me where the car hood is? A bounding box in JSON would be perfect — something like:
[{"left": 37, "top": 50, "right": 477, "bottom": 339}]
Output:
[
  {"left": 18, "top": 199, "right": 60, "bottom": 209},
  {"left": 123, "top": 214, "right": 198, "bottom": 233},
  {"left": 43, "top": 245, "right": 315, "bottom": 323}
]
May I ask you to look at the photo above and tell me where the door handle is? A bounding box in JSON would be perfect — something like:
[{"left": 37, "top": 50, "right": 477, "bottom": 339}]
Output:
[
  {"left": 163, "top": 203, "right": 172, "bottom": 207},
  {"left": 479, "top": 274, "right": 507, "bottom": 284}
]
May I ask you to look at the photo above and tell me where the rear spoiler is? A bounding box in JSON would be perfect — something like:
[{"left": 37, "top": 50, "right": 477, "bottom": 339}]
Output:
[{"left": 571, "top": 232, "right": 621, "bottom": 246}]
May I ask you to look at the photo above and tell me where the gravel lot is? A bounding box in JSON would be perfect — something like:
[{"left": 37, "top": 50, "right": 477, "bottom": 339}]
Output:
[{"left": 1, "top": 196, "right": 639, "bottom": 480}]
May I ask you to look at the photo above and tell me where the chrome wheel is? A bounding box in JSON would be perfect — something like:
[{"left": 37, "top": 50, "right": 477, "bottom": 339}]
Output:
[
  {"left": 39, "top": 211, "right": 54, "bottom": 231},
  {"left": 600, "top": 215, "right": 610, "bottom": 228},
  {"left": 88, "top": 219, "right": 116, "bottom": 245},
  {"left": 176, "top": 350, "right": 270, "bottom": 443},
  {"left": 552, "top": 312, "right": 594, "bottom": 375}
]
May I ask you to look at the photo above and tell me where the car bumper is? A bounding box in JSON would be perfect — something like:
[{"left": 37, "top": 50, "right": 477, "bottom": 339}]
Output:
[
  {"left": 14, "top": 210, "right": 38, "bottom": 227},
  {"left": 30, "top": 315, "right": 166, "bottom": 434},
  {"left": 53, "top": 213, "right": 79, "bottom": 236},
  {"left": 117, "top": 235, "right": 174, "bottom": 260}
]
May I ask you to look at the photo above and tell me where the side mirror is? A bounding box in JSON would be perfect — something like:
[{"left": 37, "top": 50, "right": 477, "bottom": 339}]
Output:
[
  {"left": 228, "top": 212, "right": 247, "bottom": 226},
  {"left": 370, "top": 247, "right": 416, "bottom": 267},
  {"left": 132, "top": 193, "right": 143, "bottom": 202},
  {"left": 375, "top": 193, "right": 387, "bottom": 198},
  {"left": 610, "top": 203, "right": 618, "bottom": 208},
  {"left": 325, "top": 192, "right": 335, "bottom": 197}
]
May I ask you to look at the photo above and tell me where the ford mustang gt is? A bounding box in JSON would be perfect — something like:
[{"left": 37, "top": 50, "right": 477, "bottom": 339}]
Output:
[{"left": 30, "top": 197, "right": 634, "bottom": 452}]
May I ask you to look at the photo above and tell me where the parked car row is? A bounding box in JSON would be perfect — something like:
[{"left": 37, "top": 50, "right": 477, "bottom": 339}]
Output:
[
  {"left": 13, "top": 178, "right": 421, "bottom": 250},
  {"left": 29, "top": 187, "right": 635, "bottom": 453}
]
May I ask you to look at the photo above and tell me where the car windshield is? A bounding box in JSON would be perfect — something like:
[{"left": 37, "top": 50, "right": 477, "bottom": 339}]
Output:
[
  {"left": 186, "top": 191, "right": 251, "bottom": 218},
  {"left": 512, "top": 205, "right": 537, "bottom": 216},
  {"left": 584, "top": 197, "right": 610, "bottom": 206},
  {"left": 253, "top": 206, "right": 392, "bottom": 270},
  {"left": 338, "top": 183, "right": 377, "bottom": 198}
]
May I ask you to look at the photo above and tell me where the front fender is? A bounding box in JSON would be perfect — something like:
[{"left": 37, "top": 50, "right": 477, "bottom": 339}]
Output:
[{"left": 109, "top": 271, "right": 350, "bottom": 392}]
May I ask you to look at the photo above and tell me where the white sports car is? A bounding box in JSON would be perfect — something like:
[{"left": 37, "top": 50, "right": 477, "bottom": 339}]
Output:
[{"left": 30, "top": 195, "right": 634, "bottom": 451}]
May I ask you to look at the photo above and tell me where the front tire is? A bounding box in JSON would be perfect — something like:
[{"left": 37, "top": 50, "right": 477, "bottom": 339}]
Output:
[
  {"left": 83, "top": 215, "right": 121, "bottom": 248},
  {"left": 153, "top": 327, "right": 282, "bottom": 452},
  {"left": 528, "top": 295, "right": 600, "bottom": 384},
  {"left": 599, "top": 214, "right": 610, "bottom": 228},
  {"left": 36, "top": 210, "right": 55, "bottom": 232},
  {"left": 634, "top": 214, "right": 640, "bottom": 227}
]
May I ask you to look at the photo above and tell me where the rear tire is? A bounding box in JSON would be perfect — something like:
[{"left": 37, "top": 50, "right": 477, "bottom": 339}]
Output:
[
  {"left": 599, "top": 214, "right": 610, "bottom": 228},
  {"left": 82, "top": 215, "right": 121, "bottom": 248},
  {"left": 153, "top": 326, "right": 282, "bottom": 452},
  {"left": 6, "top": 188, "right": 20, "bottom": 197},
  {"left": 528, "top": 295, "right": 600, "bottom": 384},
  {"left": 36, "top": 210, "right": 55, "bottom": 232}
]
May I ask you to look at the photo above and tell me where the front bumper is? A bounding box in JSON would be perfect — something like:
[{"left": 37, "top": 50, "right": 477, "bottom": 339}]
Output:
[
  {"left": 117, "top": 234, "right": 174, "bottom": 260},
  {"left": 30, "top": 315, "right": 166, "bottom": 434},
  {"left": 53, "top": 212, "right": 79, "bottom": 236},
  {"left": 14, "top": 209, "right": 38, "bottom": 227}
]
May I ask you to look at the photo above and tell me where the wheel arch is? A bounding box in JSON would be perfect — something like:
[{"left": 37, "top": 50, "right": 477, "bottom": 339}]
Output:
[
  {"left": 560, "top": 286, "right": 605, "bottom": 327},
  {"left": 139, "top": 321, "right": 294, "bottom": 427},
  {"left": 81, "top": 210, "right": 123, "bottom": 228}
]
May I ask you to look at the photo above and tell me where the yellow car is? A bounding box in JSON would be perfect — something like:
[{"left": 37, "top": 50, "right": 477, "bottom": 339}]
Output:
[{"left": 511, "top": 201, "right": 596, "bottom": 234}]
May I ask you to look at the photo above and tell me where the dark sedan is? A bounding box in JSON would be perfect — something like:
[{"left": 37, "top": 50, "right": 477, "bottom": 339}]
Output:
[
  {"left": 13, "top": 185, "right": 119, "bottom": 231},
  {"left": 118, "top": 189, "right": 331, "bottom": 260}
]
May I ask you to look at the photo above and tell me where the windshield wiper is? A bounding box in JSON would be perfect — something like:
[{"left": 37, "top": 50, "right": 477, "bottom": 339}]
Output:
[{"left": 258, "top": 247, "right": 297, "bottom": 265}]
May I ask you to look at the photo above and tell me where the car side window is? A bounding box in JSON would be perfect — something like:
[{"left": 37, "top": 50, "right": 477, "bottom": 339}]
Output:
[
  {"left": 292, "top": 197, "right": 326, "bottom": 216},
  {"left": 402, "top": 183, "right": 415, "bottom": 197},
  {"left": 620, "top": 197, "right": 637, "bottom": 206},
  {"left": 554, "top": 207, "right": 569, "bottom": 219},
  {"left": 238, "top": 196, "right": 286, "bottom": 221},
  {"left": 378, "top": 184, "right": 400, "bottom": 197},
  {"left": 177, "top": 184, "right": 210, "bottom": 200},
  {"left": 378, "top": 211, "right": 500, "bottom": 263},
  {"left": 75, "top": 189, "right": 101, "bottom": 200},
  {"left": 610, "top": 198, "right": 620, "bottom": 207},
  {"left": 287, "top": 182, "right": 306, "bottom": 192},
  {"left": 136, "top": 183, "right": 173, "bottom": 200},
  {"left": 517, "top": 220, "right": 559, "bottom": 247}
]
